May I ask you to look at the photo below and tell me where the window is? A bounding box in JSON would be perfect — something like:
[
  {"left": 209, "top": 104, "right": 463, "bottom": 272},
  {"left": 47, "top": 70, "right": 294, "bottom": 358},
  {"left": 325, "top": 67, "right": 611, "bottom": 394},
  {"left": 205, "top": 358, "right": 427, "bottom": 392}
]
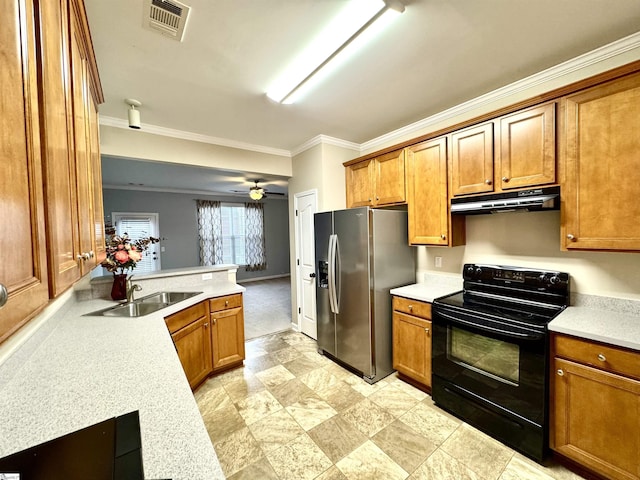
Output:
[
  {"left": 197, "top": 200, "right": 266, "bottom": 270},
  {"left": 220, "top": 203, "right": 246, "bottom": 265}
]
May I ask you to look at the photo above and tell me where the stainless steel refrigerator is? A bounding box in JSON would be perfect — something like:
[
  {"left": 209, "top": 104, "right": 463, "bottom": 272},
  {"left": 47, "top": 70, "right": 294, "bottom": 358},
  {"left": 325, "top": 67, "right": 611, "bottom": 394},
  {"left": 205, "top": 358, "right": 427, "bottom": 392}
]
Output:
[{"left": 314, "top": 207, "right": 415, "bottom": 384}]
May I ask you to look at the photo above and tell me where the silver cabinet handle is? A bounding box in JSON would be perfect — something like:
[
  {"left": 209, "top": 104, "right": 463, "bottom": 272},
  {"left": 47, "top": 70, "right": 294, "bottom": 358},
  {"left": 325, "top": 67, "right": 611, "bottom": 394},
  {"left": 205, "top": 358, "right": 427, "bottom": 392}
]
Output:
[
  {"left": 598, "top": 354, "right": 606, "bottom": 362},
  {"left": 557, "top": 369, "right": 564, "bottom": 376},
  {"left": 485, "top": 179, "right": 492, "bottom": 185},
  {"left": 0, "top": 283, "right": 8, "bottom": 308},
  {"left": 567, "top": 234, "right": 575, "bottom": 240}
]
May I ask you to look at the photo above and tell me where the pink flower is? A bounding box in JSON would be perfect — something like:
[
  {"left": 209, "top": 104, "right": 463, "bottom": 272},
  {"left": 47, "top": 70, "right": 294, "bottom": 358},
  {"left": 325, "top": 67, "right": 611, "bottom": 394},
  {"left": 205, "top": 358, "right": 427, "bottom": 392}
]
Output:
[
  {"left": 117, "top": 244, "right": 125, "bottom": 250},
  {"left": 114, "top": 250, "right": 129, "bottom": 263},
  {"left": 128, "top": 250, "right": 142, "bottom": 262}
]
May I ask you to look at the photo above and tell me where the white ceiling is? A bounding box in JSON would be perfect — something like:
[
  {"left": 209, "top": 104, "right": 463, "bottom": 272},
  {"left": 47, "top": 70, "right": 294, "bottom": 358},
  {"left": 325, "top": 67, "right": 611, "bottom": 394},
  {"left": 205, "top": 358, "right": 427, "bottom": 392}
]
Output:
[{"left": 86, "top": 0, "right": 640, "bottom": 194}]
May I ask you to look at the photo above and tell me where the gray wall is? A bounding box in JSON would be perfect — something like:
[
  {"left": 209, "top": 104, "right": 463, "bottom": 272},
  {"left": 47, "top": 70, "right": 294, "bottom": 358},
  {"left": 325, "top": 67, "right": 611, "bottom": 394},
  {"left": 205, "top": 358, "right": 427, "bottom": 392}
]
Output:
[{"left": 102, "top": 189, "right": 290, "bottom": 281}]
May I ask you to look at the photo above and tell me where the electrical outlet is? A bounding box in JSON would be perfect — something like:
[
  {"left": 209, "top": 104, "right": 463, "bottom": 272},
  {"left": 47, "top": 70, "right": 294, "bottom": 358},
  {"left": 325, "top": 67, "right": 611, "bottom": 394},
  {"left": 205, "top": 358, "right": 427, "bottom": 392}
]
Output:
[
  {"left": 202, "top": 273, "right": 213, "bottom": 280},
  {"left": 160, "top": 246, "right": 166, "bottom": 252},
  {"left": 435, "top": 256, "right": 443, "bottom": 268}
]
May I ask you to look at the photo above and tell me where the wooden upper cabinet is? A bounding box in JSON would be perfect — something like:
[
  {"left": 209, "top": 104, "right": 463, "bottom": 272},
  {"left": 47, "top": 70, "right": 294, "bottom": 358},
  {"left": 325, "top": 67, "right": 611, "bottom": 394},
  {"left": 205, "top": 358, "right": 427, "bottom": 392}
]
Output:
[
  {"left": 561, "top": 72, "right": 640, "bottom": 251},
  {"left": 37, "top": 0, "right": 104, "bottom": 294},
  {"left": 450, "top": 122, "right": 494, "bottom": 196},
  {"left": 345, "top": 159, "right": 374, "bottom": 208},
  {"left": 407, "top": 137, "right": 464, "bottom": 246},
  {"left": 499, "top": 103, "right": 556, "bottom": 190},
  {"left": 374, "top": 149, "right": 406, "bottom": 205},
  {"left": 0, "top": 0, "right": 50, "bottom": 342},
  {"left": 346, "top": 149, "right": 406, "bottom": 208}
]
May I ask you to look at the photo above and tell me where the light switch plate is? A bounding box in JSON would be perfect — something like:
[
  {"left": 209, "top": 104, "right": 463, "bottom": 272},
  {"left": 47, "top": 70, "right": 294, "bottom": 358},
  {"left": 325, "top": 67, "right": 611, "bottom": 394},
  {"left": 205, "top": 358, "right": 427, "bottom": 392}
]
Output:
[{"left": 202, "top": 273, "right": 213, "bottom": 280}]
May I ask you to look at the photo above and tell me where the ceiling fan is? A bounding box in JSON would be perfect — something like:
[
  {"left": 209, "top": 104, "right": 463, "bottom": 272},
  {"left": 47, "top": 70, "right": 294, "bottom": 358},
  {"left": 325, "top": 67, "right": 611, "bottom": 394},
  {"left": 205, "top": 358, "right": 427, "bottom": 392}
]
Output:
[{"left": 231, "top": 180, "right": 285, "bottom": 200}]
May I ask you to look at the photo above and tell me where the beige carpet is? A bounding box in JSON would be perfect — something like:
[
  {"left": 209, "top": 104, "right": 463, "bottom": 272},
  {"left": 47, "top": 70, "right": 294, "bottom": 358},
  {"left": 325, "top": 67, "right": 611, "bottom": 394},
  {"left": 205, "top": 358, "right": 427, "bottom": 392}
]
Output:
[{"left": 241, "top": 276, "right": 292, "bottom": 340}]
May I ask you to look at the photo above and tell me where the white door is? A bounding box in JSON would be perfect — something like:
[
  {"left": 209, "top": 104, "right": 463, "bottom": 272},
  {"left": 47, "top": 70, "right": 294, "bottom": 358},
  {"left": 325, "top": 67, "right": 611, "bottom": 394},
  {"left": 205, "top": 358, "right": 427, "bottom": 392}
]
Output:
[
  {"left": 294, "top": 190, "right": 318, "bottom": 339},
  {"left": 112, "top": 212, "right": 161, "bottom": 273}
]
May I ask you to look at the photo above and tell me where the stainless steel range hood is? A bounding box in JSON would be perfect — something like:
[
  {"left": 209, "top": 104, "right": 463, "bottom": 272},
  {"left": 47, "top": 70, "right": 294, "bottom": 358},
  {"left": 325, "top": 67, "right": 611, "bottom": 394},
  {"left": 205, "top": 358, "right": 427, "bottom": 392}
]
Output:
[{"left": 450, "top": 186, "right": 560, "bottom": 215}]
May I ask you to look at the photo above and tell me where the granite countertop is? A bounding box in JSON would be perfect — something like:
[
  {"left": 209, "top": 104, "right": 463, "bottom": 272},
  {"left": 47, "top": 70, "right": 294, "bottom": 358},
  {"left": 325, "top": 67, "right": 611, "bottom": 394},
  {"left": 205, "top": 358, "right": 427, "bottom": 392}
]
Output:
[
  {"left": 390, "top": 274, "right": 463, "bottom": 303},
  {"left": 549, "top": 301, "right": 640, "bottom": 351},
  {"left": 0, "top": 275, "right": 245, "bottom": 479}
]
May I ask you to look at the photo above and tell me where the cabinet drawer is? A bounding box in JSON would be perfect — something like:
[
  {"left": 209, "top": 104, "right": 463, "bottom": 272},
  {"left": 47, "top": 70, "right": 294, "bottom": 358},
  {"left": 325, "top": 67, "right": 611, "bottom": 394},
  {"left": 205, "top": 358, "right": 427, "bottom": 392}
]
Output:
[
  {"left": 210, "top": 293, "right": 243, "bottom": 312},
  {"left": 165, "top": 301, "right": 208, "bottom": 334},
  {"left": 553, "top": 334, "right": 640, "bottom": 380},
  {"left": 393, "top": 296, "right": 431, "bottom": 319}
]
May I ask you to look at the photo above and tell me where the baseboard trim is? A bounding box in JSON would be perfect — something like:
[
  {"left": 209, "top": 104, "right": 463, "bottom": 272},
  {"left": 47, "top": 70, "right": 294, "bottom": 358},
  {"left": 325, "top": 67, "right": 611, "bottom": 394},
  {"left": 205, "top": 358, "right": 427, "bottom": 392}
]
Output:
[{"left": 238, "top": 274, "right": 291, "bottom": 284}]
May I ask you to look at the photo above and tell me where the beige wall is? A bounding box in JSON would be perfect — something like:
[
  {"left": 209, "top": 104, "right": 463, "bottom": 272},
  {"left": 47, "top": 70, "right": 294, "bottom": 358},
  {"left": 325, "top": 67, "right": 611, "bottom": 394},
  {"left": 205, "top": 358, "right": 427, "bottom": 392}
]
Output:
[
  {"left": 100, "top": 125, "right": 293, "bottom": 177},
  {"left": 418, "top": 212, "right": 640, "bottom": 300}
]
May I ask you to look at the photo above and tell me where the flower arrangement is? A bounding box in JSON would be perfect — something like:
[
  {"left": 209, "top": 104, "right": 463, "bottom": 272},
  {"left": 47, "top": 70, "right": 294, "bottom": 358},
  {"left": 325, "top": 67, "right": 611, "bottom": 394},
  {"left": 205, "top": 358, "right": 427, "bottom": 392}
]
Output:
[{"left": 101, "top": 233, "right": 160, "bottom": 275}]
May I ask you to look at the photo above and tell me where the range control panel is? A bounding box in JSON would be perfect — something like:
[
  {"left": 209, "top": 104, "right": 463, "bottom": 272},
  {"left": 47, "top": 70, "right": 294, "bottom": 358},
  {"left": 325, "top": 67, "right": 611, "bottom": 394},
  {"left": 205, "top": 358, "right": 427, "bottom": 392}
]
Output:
[{"left": 463, "top": 263, "right": 569, "bottom": 290}]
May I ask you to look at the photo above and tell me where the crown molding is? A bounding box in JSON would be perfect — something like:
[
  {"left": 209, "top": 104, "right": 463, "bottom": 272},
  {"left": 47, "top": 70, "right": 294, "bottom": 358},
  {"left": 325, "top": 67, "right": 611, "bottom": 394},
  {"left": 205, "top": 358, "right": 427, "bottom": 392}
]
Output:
[
  {"left": 291, "top": 134, "right": 361, "bottom": 157},
  {"left": 99, "top": 116, "right": 292, "bottom": 158},
  {"left": 102, "top": 183, "right": 288, "bottom": 199},
  {"left": 361, "top": 31, "right": 640, "bottom": 153}
]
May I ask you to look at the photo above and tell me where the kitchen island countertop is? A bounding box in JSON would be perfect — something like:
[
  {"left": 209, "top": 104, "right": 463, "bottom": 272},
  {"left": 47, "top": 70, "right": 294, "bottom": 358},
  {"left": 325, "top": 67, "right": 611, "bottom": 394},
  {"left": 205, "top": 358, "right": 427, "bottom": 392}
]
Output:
[{"left": 0, "top": 270, "right": 243, "bottom": 479}]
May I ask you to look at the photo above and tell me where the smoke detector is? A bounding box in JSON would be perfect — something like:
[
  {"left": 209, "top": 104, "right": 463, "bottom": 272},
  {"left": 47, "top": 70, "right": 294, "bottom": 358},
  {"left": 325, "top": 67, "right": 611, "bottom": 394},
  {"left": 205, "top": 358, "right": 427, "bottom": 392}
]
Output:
[{"left": 143, "top": 0, "right": 191, "bottom": 42}]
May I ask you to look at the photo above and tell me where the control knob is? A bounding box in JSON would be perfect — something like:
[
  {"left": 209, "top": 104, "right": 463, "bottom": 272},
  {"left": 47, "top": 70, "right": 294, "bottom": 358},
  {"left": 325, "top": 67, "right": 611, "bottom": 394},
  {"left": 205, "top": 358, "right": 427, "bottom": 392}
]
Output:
[
  {"left": 465, "top": 265, "right": 475, "bottom": 277},
  {"left": 475, "top": 267, "right": 483, "bottom": 276},
  {"left": 549, "top": 275, "right": 561, "bottom": 285}
]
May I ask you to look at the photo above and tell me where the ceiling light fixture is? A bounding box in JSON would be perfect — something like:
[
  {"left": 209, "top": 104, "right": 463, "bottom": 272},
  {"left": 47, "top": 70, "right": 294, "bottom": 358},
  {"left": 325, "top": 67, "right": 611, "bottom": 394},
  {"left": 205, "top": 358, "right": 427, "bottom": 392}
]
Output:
[
  {"left": 266, "top": 0, "right": 404, "bottom": 105},
  {"left": 249, "top": 181, "right": 265, "bottom": 201},
  {"left": 125, "top": 98, "right": 142, "bottom": 129}
]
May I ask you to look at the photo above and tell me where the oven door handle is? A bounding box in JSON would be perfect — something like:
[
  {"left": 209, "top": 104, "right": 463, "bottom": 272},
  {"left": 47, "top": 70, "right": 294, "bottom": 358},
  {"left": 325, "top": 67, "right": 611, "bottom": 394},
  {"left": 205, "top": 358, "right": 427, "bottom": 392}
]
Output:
[{"left": 435, "top": 310, "right": 545, "bottom": 341}]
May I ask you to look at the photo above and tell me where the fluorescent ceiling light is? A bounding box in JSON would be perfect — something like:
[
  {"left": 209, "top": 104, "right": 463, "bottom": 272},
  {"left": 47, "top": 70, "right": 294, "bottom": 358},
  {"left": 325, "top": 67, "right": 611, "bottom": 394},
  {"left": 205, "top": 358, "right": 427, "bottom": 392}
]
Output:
[{"left": 267, "top": 0, "right": 404, "bottom": 104}]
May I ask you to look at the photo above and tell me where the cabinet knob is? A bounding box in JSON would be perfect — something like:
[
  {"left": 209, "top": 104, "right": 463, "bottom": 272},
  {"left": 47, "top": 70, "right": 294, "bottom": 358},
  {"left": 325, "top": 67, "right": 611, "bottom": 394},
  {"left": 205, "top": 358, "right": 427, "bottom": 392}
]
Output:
[
  {"left": 0, "top": 283, "right": 7, "bottom": 308},
  {"left": 485, "top": 179, "right": 492, "bottom": 185},
  {"left": 424, "top": 327, "right": 430, "bottom": 334},
  {"left": 597, "top": 353, "right": 606, "bottom": 362},
  {"left": 89, "top": 250, "right": 95, "bottom": 258},
  {"left": 408, "top": 305, "right": 413, "bottom": 311},
  {"left": 502, "top": 176, "right": 509, "bottom": 182},
  {"left": 212, "top": 318, "right": 217, "bottom": 325},
  {"left": 368, "top": 198, "right": 372, "bottom": 203},
  {"left": 557, "top": 369, "right": 564, "bottom": 376},
  {"left": 376, "top": 197, "right": 380, "bottom": 201},
  {"left": 225, "top": 300, "right": 229, "bottom": 306},
  {"left": 567, "top": 234, "right": 575, "bottom": 241},
  {"left": 204, "top": 323, "right": 209, "bottom": 328},
  {"left": 441, "top": 234, "right": 446, "bottom": 240}
]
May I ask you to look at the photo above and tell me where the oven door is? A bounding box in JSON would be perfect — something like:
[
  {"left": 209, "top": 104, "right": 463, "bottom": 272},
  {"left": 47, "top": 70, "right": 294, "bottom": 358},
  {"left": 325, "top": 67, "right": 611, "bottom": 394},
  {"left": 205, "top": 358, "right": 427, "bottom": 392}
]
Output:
[{"left": 432, "top": 303, "right": 548, "bottom": 425}]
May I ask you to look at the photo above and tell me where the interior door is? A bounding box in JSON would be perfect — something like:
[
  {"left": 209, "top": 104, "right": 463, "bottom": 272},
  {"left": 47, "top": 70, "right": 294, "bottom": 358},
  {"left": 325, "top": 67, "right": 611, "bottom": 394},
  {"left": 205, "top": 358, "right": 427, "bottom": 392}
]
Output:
[{"left": 295, "top": 190, "right": 318, "bottom": 339}]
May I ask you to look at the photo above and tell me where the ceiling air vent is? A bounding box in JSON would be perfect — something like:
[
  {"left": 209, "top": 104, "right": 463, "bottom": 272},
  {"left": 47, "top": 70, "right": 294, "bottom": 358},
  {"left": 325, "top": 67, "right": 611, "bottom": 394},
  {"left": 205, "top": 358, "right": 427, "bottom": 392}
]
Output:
[{"left": 143, "top": 0, "right": 191, "bottom": 42}]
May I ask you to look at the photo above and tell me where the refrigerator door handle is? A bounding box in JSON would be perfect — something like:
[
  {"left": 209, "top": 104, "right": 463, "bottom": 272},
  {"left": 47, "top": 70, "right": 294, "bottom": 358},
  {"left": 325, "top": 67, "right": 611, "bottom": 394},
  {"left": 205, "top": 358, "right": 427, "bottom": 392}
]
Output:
[
  {"left": 328, "top": 234, "right": 337, "bottom": 314},
  {"left": 334, "top": 235, "right": 341, "bottom": 314}
]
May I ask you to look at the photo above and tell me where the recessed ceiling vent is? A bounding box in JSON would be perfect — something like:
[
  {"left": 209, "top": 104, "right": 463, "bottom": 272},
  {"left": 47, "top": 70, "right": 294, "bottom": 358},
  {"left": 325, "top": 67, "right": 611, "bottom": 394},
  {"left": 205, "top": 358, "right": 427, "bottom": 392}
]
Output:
[{"left": 143, "top": 0, "right": 191, "bottom": 42}]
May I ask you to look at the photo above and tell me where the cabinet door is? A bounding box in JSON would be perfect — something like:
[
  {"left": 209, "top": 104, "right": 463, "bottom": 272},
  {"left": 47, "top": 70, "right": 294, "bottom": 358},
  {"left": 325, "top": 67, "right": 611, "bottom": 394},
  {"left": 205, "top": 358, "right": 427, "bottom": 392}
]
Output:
[
  {"left": 407, "top": 138, "right": 457, "bottom": 246},
  {"left": 562, "top": 73, "right": 640, "bottom": 251},
  {"left": 88, "top": 94, "right": 106, "bottom": 265},
  {"left": 37, "top": 0, "right": 82, "bottom": 295},
  {"left": 346, "top": 159, "right": 374, "bottom": 208},
  {"left": 551, "top": 357, "right": 640, "bottom": 480},
  {"left": 392, "top": 311, "right": 431, "bottom": 387},
  {"left": 374, "top": 149, "right": 406, "bottom": 205},
  {"left": 70, "top": 3, "right": 96, "bottom": 274},
  {"left": 499, "top": 103, "right": 556, "bottom": 190},
  {"left": 211, "top": 306, "right": 245, "bottom": 371},
  {"left": 450, "top": 122, "right": 494, "bottom": 196},
  {"left": 0, "top": 0, "right": 50, "bottom": 342},
  {"left": 172, "top": 316, "right": 213, "bottom": 390}
]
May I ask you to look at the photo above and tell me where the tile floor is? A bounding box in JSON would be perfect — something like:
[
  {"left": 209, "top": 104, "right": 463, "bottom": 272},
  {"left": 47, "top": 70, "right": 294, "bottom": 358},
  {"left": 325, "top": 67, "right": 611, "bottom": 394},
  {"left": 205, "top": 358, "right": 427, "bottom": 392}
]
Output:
[{"left": 195, "top": 331, "right": 585, "bottom": 480}]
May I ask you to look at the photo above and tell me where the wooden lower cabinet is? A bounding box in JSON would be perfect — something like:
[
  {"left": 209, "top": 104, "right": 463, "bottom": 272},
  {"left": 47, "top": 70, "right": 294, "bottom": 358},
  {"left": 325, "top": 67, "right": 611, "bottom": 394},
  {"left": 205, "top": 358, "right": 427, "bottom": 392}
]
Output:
[
  {"left": 166, "top": 293, "right": 245, "bottom": 390},
  {"left": 172, "top": 315, "right": 212, "bottom": 390},
  {"left": 392, "top": 296, "right": 432, "bottom": 390},
  {"left": 210, "top": 294, "right": 245, "bottom": 372},
  {"left": 551, "top": 334, "right": 640, "bottom": 480}
]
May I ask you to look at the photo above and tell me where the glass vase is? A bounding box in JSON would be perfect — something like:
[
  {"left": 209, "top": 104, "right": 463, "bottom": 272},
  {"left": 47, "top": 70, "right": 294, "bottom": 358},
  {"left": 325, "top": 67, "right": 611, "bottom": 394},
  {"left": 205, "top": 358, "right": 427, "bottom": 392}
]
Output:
[{"left": 111, "top": 273, "right": 128, "bottom": 301}]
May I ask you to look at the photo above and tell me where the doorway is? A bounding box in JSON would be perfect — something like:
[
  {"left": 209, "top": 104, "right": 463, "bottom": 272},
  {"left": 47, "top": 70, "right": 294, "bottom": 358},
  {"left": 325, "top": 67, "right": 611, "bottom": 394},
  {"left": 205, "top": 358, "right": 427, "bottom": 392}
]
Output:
[{"left": 112, "top": 212, "right": 161, "bottom": 273}]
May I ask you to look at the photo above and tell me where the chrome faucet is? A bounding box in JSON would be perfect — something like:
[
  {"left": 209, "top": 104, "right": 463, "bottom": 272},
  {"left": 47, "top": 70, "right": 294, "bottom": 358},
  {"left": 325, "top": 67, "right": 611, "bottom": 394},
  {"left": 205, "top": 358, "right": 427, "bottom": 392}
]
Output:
[{"left": 126, "top": 279, "right": 142, "bottom": 303}]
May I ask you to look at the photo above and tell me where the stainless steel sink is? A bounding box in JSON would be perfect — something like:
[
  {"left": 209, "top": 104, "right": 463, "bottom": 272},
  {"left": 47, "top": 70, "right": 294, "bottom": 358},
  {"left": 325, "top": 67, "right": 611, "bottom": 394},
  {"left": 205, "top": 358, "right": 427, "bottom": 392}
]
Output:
[
  {"left": 85, "top": 291, "right": 203, "bottom": 317},
  {"left": 137, "top": 291, "right": 202, "bottom": 304},
  {"left": 102, "top": 302, "right": 170, "bottom": 317}
]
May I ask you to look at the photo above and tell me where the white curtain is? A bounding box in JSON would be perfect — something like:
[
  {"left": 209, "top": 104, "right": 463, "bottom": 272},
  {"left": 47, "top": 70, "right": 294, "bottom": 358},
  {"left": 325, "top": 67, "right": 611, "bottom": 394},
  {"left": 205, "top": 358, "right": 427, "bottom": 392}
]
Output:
[
  {"left": 197, "top": 200, "right": 223, "bottom": 265},
  {"left": 245, "top": 202, "right": 267, "bottom": 271}
]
